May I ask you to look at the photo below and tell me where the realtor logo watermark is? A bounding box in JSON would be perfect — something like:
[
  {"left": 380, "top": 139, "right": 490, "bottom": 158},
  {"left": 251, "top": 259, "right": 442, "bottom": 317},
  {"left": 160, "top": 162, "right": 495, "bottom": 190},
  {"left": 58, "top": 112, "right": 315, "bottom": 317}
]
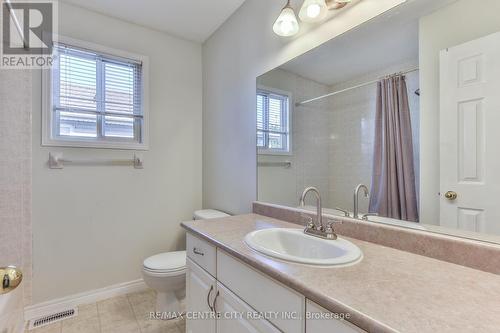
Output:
[{"left": 1, "top": 0, "right": 57, "bottom": 69}]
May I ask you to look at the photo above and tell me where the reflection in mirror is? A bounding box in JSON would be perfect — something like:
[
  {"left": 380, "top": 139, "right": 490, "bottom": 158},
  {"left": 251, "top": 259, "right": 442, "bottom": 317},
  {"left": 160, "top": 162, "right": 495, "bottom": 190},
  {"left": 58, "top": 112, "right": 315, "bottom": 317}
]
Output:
[{"left": 256, "top": 0, "right": 500, "bottom": 243}]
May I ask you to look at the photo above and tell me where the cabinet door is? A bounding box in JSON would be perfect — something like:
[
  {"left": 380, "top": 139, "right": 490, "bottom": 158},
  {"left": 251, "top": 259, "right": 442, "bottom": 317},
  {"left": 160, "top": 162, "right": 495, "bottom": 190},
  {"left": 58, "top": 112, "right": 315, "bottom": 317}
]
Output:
[
  {"left": 216, "top": 283, "right": 281, "bottom": 333},
  {"left": 186, "top": 258, "right": 216, "bottom": 333},
  {"left": 306, "top": 300, "right": 366, "bottom": 333},
  {"left": 217, "top": 250, "right": 304, "bottom": 333}
]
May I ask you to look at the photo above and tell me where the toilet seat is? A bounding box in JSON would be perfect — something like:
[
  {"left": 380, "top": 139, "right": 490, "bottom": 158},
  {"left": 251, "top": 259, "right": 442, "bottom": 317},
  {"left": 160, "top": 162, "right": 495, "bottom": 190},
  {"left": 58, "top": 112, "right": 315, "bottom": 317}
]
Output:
[
  {"left": 142, "top": 267, "right": 186, "bottom": 278},
  {"left": 143, "top": 251, "right": 186, "bottom": 275}
]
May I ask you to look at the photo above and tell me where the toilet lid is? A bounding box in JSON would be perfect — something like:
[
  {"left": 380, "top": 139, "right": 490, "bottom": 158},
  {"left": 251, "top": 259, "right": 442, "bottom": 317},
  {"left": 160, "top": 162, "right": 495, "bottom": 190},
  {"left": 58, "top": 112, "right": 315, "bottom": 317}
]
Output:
[{"left": 143, "top": 251, "right": 186, "bottom": 272}]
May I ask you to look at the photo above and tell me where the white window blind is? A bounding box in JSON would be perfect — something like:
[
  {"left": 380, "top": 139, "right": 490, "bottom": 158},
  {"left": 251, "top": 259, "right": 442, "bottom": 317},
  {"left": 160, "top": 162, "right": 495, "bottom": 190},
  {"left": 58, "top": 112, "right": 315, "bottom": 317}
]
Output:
[
  {"left": 51, "top": 42, "right": 144, "bottom": 144},
  {"left": 257, "top": 89, "right": 290, "bottom": 153}
]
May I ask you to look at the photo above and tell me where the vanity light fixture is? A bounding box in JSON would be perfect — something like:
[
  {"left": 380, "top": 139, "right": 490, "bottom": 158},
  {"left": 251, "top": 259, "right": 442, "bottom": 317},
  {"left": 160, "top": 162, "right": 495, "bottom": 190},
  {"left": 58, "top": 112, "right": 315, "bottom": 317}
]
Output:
[
  {"left": 273, "top": 0, "right": 300, "bottom": 37},
  {"left": 274, "top": 0, "right": 353, "bottom": 36},
  {"left": 299, "top": 0, "right": 328, "bottom": 23},
  {"left": 328, "top": 0, "right": 352, "bottom": 8}
]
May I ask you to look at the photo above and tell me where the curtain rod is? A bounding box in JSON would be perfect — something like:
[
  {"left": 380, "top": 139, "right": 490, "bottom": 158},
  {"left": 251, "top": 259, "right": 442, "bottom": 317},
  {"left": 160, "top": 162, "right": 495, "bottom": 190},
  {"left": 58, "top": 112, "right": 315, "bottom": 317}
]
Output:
[{"left": 295, "top": 67, "right": 419, "bottom": 106}]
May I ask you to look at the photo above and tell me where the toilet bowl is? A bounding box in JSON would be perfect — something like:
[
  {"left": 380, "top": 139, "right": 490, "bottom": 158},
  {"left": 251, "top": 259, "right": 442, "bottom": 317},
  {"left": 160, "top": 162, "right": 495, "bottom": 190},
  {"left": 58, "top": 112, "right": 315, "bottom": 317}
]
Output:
[
  {"left": 142, "top": 251, "right": 187, "bottom": 315},
  {"left": 142, "top": 209, "right": 230, "bottom": 317}
]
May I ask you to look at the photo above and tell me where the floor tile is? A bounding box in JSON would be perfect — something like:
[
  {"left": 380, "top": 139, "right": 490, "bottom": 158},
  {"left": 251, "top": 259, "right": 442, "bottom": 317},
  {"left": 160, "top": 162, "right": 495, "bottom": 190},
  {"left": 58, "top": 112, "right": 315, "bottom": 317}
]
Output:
[
  {"left": 128, "top": 290, "right": 184, "bottom": 333},
  {"left": 76, "top": 303, "right": 99, "bottom": 320},
  {"left": 62, "top": 303, "right": 99, "bottom": 327},
  {"left": 176, "top": 319, "right": 185, "bottom": 333},
  {"left": 141, "top": 318, "right": 182, "bottom": 333},
  {"left": 26, "top": 321, "right": 62, "bottom": 333},
  {"left": 25, "top": 289, "right": 186, "bottom": 333},
  {"left": 61, "top": 317, "right": 100, "bottom": 333},
  {"left": 97, "top": 295, "right": 140, "bottom": 333}
]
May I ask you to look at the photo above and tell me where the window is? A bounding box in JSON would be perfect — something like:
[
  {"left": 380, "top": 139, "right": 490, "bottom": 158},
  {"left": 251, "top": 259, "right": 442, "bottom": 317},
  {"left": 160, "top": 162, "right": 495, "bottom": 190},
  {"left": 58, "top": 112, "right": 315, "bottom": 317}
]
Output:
[
  {"left": 43, "top": 38, "right": 148, "bottom": 149},
  {"left": 257, "top": 88, "right": 290, "bottom": 154}
]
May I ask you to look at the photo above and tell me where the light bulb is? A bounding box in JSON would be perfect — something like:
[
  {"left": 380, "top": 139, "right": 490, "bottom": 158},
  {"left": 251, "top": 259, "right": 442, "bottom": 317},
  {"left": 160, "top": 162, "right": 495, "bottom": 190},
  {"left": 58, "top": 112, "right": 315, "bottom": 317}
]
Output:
[
  {"left": 273, "top": 4, "right": 300, "bottom": 37},
  {"left": 306, "top": 4, "right": 321, "bottom": 18},
  {"left": 281, "top": 20, "right": 294, "bottom": 34},
  {"left": 299, "top": 0, "right": 328, "bottom": 23}
]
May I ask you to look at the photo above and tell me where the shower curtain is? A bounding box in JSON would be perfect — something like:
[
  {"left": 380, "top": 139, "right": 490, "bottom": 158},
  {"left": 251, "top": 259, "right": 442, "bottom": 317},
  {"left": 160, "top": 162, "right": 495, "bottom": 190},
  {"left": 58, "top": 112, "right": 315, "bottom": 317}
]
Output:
[{"left": 369, "top": 75, "right": 419, "bottom": 222}]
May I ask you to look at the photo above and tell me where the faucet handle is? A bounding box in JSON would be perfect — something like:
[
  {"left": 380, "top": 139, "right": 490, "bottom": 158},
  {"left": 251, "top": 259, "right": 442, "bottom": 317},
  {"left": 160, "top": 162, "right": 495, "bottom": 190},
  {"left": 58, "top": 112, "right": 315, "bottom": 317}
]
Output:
[
  {"left": 324, "top": 219, "right": 339, "bottom": 240},
  {"left": 327, "top": 218, "right": 343, "bottom": 225},
  {"left": 361, "top": 213, "right": 378, "bottom": 221},
  {"left": 326, "top": 218, "right": 343, "bottom": 229},
  {"left": 300, "top": 213, "right": 315, "bottom": 229},
  {"left": 335, "top": 207, "right": 350, "bottom": 217}
]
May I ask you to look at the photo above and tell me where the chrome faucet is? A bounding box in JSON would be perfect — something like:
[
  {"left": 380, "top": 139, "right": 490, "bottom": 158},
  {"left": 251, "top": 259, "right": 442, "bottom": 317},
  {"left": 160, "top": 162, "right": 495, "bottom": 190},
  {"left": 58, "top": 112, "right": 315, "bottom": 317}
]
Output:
[
  {"left": 353, "top": 184, "right": 369, "bottom": 219},
  {"left": 299, "top": 187, "right": 323, "bottom": 229},
  {"left": 299, "top": 187, "right": 338, "bottom": 240}
]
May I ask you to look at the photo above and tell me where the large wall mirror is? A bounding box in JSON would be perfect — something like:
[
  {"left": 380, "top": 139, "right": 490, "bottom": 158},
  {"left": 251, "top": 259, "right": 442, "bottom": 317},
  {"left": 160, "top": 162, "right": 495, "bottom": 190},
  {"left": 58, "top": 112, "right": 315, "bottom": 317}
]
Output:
[{"left": 256, "top": 0, "right": 500, "bottom": 244}]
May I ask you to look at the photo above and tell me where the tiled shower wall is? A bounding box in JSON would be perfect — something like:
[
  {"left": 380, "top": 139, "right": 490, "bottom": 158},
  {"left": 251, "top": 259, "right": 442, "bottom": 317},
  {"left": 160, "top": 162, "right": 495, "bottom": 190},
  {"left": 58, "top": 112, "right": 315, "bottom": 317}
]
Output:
[
  {"left": 257, "top": 69, "right": 331, "bottom": 208},
  {"left": 0, "top": 69, "right": 33, "bottom": 309}
]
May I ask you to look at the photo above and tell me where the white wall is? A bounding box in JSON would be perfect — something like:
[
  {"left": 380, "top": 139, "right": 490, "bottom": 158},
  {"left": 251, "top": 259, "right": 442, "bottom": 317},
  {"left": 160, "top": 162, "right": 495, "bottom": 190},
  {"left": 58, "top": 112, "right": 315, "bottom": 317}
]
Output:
[
  {"left": 419, "top": 0, "right": 500, "bottom": 225},
  {"left": 202, "top": 0, "right": 407, "bottom": 214},
  {"left": 0, "top": 69, "right": 32, "bottom": 332},
  {"left": 31, "top": 2, "right": 202, "bottom": 303},
  {"left": 257, "top": 69, "right": 331, "bottom": 208}
]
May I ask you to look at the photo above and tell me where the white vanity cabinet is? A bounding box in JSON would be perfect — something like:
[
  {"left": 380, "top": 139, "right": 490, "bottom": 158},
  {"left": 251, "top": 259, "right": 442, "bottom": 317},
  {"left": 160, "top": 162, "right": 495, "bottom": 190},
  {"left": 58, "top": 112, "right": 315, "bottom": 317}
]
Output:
[
  {"left": 187, "top": 255, "right": 280, "bottom": 333},
  {"left": 216, "top": 283, "right": 281, "bottom": 333},
  {"left": 186, "top": 258, "right": 216, "bottom": 333},
  {"left": 185, "top": 232, "right": 366, "bottom": 333},
  {"left": 306, "top": 300, "right": 365, "bottom": 333}
]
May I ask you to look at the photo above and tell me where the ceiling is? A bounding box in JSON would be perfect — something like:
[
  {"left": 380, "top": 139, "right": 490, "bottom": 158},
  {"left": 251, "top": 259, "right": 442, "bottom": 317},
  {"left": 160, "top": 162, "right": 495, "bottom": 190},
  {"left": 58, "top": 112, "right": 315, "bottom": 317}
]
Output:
[
  {"left": 60, "top": 0, "right": 247, "bottom": 42},
  {"left": 281, "top": 19, "right": 419, "bottom": 86},
  {"left": 279, "top": 0, "right": 457, "bottom": 86}
]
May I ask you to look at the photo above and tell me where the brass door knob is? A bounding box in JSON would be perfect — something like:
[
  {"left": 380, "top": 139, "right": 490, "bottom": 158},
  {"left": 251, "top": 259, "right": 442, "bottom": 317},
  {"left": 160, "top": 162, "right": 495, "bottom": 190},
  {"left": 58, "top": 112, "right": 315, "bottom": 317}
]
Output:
[
  {"left": 444, "top": 191, "right": 458, "bottom": 201},
  {"left": 1, "top": 266, "right": 22, "bottom": 295}
]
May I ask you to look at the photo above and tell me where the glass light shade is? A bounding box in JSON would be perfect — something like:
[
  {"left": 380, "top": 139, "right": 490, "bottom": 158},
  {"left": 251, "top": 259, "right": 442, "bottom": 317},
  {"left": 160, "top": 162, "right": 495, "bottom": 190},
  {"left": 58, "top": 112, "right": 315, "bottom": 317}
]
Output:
[
  {"left": 273, "top": 6, "right": 300, "bottom": 37},
  {"left": 299, "top": 0, "right": 328, "bottom": 23}
]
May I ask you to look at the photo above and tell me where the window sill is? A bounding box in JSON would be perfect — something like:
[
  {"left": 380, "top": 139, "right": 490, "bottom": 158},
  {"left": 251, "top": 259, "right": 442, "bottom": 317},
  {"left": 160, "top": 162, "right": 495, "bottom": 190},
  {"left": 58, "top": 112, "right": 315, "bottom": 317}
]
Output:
[
  {"left": 42, "top": 138, "right": 149, "bottom": 150},
  {"left": 258, "top": 149, "right": 293, "bottom": 156}
]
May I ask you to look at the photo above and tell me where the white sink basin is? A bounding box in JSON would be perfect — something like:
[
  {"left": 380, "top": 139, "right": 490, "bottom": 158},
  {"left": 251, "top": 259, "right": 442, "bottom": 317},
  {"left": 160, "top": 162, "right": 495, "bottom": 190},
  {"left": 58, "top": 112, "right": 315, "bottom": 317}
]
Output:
[{"left": 244, "top": 228, "right": 362, "bottom": 266}]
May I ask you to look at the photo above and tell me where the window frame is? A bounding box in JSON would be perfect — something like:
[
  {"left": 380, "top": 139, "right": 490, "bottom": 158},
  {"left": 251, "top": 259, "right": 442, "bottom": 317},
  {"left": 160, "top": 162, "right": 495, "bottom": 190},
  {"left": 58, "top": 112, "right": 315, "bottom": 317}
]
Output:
[
  {"left": 42, "top": 35, "right": 150, "bottom": 150},
  {"left": 256, "top": 85, "right": 292, "bottom": 156}
]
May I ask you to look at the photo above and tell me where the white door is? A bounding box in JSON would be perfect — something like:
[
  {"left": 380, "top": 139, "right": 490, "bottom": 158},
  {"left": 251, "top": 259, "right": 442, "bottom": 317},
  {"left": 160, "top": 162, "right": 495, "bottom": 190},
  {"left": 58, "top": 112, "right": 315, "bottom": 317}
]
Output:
[
  {"left": 216, "top": 283, "right": 281, "bottom": 333},
  {"left": 440, "top": 31, "right": 500, "bottom": 234},
  {"left": 186, "top": 258, "right": 217, "bottom": 333}
]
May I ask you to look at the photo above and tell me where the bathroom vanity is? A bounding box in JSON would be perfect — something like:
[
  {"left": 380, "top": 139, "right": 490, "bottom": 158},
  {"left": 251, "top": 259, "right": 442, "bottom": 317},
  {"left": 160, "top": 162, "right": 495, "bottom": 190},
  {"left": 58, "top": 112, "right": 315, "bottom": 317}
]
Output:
[
  {"left": 184, "top": 232, "right": 362, "bottom": 333},
  {"left": 182, "top": 213, "right": 500, "bottom": 333}
]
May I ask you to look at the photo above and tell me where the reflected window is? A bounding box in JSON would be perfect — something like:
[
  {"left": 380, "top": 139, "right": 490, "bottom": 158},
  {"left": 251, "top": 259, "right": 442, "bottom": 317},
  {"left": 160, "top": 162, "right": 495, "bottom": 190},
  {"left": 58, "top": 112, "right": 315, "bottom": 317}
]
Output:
[{"left": 256, "top": 88, "right": 290, "bottom": 154}]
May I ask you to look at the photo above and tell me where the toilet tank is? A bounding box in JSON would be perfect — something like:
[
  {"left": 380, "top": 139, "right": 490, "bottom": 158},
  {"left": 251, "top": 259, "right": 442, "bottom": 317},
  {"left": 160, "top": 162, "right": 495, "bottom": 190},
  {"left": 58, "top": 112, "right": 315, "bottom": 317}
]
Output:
[{"left": 193, "top": 209, "right": 230, "bottom": 220}]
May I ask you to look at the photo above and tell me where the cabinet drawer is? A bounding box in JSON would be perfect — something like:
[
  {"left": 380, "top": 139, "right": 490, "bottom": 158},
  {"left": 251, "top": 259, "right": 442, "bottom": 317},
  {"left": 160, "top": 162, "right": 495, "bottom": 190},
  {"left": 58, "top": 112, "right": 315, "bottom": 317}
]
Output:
[
  {"left": 216, "top": 282, "right": 281, "bottom": 333},
  {"left": 187, "top": 233, "right": 217, "bottom": 277},
  {"left": 217, "top": 250, "right": 304, "bottom": 333},
  {"left": 306, "top": 300, "right": 366, "bottom": 333}
]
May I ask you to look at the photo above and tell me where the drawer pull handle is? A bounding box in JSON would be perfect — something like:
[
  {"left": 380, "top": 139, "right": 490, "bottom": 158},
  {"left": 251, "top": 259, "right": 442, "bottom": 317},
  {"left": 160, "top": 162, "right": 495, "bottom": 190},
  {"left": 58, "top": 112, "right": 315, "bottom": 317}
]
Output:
[
  {"left": 212, "top": 290, "right": 220, "bottom": 314},
  {"left": 193, "top": 247, "right": 205, "bottom": 256},
  {"left": 207, "top": 285, "right": 214, "bottom": 311}
]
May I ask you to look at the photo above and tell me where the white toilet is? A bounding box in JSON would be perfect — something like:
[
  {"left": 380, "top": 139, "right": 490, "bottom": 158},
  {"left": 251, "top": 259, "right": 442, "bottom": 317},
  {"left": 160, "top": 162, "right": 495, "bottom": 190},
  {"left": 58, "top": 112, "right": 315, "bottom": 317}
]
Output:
[{"left": 142, "top": 209, "right": 230, "bottom": 316}]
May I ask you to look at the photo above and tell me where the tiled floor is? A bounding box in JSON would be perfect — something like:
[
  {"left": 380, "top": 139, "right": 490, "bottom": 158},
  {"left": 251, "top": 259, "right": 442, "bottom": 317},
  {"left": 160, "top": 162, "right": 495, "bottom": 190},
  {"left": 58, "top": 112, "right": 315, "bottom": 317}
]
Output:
[{"left": 26, "top": 290, "right": 186, "bottom": 333}]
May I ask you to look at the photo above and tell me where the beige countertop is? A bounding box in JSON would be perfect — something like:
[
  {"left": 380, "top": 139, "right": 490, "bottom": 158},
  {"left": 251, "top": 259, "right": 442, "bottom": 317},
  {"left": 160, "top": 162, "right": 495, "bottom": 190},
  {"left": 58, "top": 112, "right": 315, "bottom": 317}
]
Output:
[{"left": 181, "top": 214, "right": 500, "bottom": 333}]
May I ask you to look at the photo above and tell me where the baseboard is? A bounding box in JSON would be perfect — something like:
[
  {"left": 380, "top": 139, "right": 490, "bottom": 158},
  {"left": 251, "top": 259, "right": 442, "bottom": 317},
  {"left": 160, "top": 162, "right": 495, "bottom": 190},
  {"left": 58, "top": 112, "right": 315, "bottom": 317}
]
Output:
[{"left": 24, "top": 279, "right": 148, "bottom": 321}]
